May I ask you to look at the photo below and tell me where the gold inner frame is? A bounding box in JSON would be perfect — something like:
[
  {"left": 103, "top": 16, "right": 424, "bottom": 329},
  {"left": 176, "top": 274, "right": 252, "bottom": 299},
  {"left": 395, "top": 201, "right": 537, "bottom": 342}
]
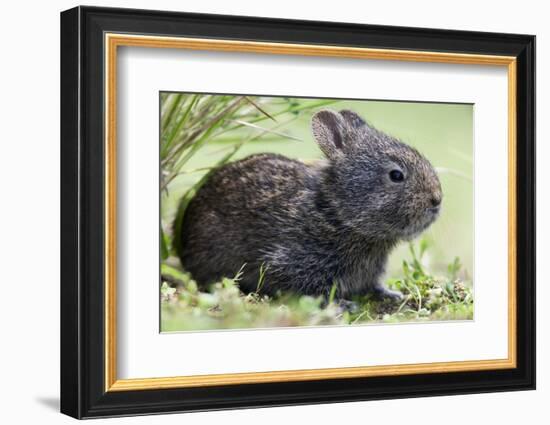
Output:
[{"left": 104, "top": 33, "right": 517, "bottom": 392}]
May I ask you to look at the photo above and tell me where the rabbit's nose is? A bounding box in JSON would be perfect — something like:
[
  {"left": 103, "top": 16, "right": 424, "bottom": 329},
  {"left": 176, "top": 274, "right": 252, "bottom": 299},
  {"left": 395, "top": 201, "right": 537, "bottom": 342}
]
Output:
[{"left": 430, "top": 195, "right": 442, "bottom": 207}]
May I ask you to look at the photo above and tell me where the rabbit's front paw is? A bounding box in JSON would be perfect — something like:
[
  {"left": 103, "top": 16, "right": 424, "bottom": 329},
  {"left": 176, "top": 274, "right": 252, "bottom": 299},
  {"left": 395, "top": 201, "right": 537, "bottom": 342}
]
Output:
[
  {"left": 372, "top": 285, "right": 404, "bottom": 302},
  {"left": 335, "top": 299, "right": 360, "bottom": 313}
]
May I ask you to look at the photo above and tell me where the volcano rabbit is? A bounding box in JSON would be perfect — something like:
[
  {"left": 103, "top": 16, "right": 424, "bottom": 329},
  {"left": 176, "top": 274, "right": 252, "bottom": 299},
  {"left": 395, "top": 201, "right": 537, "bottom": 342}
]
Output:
[{"left": 177, "top": 109, "right": 442, "bottom": 301}]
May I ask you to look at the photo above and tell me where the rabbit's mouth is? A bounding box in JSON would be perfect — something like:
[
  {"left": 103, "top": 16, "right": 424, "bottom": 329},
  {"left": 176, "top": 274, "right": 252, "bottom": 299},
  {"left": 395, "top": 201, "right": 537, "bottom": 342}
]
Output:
[
  {"left": 399, "top": 207, "right": 440, "bottom": 240},
  {"left": 427, "top": 206, "right": 441, "bottom": 215},
  {"left": 422, "top": 205, "right": 441, "bottom": 226}
]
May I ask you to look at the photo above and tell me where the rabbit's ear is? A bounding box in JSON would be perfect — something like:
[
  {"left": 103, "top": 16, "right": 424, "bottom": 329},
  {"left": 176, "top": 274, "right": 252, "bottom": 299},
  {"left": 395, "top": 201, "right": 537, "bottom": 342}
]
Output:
[
  {"left": 311, "top": 110, "right": 348, "bottom": 160},
  {"left": 339, "top": 110, "right": 366, "bottom": 129}
]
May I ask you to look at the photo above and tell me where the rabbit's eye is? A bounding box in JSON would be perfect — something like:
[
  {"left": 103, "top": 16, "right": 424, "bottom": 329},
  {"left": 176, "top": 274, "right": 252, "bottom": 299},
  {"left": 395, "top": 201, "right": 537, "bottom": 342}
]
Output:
[{"left": 389, "top": 169, "right": 404, "bottom": 182}]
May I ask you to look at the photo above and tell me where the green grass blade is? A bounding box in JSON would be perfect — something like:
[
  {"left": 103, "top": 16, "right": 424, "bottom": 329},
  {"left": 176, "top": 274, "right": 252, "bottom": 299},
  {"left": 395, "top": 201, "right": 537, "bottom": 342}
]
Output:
[
  {"left": 161, "top": 93, "right": 182, "bottom": 135},
  {"left": 161, "top": 94, "right": 199, "bottom": 158},
  {"left": 160, "top": 226, "right": 170, "bottom": 261}
]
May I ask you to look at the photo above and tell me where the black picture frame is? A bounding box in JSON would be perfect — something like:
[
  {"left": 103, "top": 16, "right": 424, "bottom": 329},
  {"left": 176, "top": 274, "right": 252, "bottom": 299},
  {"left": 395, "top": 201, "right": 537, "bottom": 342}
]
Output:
[{"left": 61, "top": 5, "right": 535, "bottom": 419}]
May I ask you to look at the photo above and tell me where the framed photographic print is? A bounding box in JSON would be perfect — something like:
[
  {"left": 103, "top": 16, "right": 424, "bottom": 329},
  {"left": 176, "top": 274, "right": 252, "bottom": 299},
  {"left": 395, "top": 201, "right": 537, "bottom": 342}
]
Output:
[{"left": 60, "top": 6, "right": 536, "bottom": 419}]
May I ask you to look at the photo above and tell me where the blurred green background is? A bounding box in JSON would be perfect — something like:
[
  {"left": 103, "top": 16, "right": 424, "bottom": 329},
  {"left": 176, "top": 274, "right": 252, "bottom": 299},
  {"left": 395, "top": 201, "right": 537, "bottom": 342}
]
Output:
[{"left": 161, "top": 96, "right": 473, "bottom": 282}]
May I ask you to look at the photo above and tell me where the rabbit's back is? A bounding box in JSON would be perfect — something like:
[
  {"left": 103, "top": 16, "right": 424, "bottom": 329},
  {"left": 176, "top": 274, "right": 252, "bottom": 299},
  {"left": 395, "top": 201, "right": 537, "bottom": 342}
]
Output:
[{"left": 178, "top": 153, "right": 316, "bottom": 291}]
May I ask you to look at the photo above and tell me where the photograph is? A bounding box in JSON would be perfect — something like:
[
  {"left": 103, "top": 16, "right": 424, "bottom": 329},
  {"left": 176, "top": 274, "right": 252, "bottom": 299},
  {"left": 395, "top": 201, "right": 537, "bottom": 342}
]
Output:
[{"left": 160, "top": 93, "right": 474, "bottom": 332}]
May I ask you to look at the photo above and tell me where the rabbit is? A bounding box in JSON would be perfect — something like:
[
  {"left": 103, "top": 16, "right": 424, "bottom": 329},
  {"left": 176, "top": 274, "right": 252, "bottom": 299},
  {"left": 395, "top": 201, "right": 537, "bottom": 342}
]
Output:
[{"left": 176, "top": 109, "right": 442, "bottom": 303}]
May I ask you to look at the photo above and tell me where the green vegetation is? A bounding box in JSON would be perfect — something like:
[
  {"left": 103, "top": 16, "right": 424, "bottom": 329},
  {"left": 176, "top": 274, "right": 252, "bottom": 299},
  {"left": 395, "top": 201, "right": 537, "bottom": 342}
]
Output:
[
  {"left": 161, "top": 239, "right": 473, "bottom": 331},
  {"left": 160, "top": 93, "right": 474, "bottom": 332}
]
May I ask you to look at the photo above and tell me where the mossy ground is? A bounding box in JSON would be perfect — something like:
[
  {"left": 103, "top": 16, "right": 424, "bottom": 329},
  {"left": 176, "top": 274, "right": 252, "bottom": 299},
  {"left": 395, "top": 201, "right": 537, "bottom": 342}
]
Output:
[{"left": 160, "top": 240, "right": 473, "bottom": 332}]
